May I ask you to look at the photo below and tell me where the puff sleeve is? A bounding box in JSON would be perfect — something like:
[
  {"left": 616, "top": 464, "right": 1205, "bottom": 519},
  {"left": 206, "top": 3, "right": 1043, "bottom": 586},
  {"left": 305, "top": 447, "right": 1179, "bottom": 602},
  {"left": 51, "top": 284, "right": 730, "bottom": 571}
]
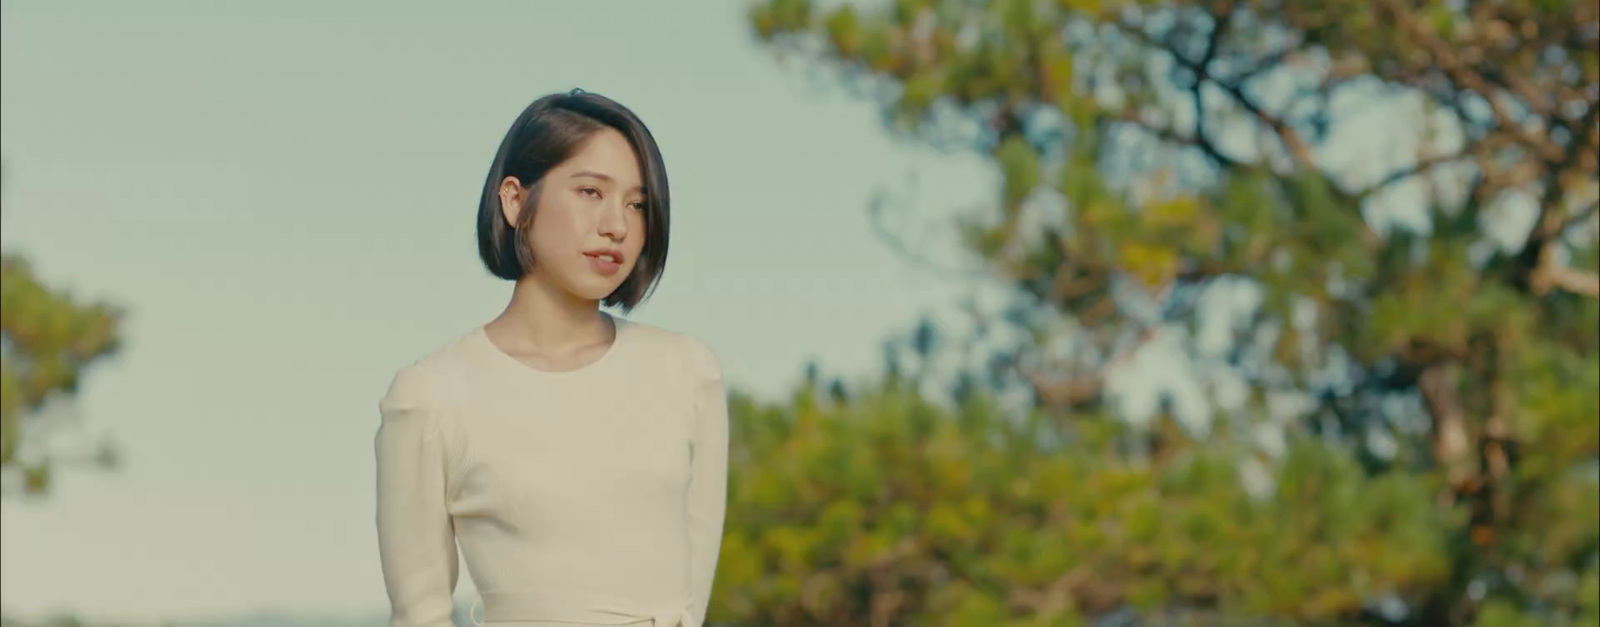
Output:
[
  {"left": 684, "top": 339, "right": 729, "bottom": 625},
  {"left": 374, "top": 363, "right": 460, "bottom": 627}
]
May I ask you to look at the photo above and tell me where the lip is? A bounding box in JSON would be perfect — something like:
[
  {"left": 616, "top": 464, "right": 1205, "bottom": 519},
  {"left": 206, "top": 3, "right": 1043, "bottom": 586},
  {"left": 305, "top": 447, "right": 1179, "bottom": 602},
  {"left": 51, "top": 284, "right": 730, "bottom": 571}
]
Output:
[
  {"left": 582, "top": 248, "right": 624, "bottom": 263},
  {"left": 582, "top": 249, "right": 624, "bottom": 276}
]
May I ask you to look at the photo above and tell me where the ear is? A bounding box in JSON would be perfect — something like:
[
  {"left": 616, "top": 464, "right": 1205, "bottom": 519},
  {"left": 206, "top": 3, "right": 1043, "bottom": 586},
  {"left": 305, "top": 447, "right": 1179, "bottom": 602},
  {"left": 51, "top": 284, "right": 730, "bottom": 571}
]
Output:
[{"left": 499, "top": 176, "right": 529, "bottom": 227}]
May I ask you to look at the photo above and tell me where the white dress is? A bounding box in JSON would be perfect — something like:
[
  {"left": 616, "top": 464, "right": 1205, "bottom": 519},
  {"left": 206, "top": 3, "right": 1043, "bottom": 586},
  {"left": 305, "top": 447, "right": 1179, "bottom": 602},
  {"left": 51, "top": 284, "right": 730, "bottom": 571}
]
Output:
[{"left": 374, "top": 318, "right": 729, "bottom": 627}]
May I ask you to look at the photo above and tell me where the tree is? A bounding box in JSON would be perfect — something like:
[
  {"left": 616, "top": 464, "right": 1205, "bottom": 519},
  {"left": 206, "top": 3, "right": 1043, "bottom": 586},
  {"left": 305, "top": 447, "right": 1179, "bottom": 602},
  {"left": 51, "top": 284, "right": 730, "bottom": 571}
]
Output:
[
  {"left": 0, "top": 172, "right": 124, "bottom": 497},
  {"left": 714, "top": 377, "right": 1468, "bottom": 626},
  {"left": 716, "top": 0, "right": 1599, "bottom": 624}
]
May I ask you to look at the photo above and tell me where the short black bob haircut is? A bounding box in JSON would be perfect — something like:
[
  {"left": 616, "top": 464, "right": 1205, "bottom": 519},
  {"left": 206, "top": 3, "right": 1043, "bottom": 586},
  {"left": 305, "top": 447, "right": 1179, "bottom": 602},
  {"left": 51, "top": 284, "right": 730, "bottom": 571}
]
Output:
[{"left": 476, "top": 89, "right": 670, "bottom": 312}]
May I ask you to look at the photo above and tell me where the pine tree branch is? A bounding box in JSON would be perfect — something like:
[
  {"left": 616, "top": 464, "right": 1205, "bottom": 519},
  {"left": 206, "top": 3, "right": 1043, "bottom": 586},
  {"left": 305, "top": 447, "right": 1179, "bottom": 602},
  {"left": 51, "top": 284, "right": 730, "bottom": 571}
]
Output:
[
  {"left": 1231, "top": 43, "right": 1300, "bottom": 84},
  {"left": 1561, "top": 201, "right": 1599, "bottom": 236},
  {"left": 1354, "top": 149, "right": 1477, "bottom": 201},
  {"left": 1209, "top": 72, "right": 1317, "bottom": 171},
  {"left": 1418, "top": 362, "right": 1474, "bottom": 489},
  {"left": 1113, "top": 111, "right": 1240, "bottom": 169},
  {"left": 1371, "top": 0, "right": 1566, "bottom": 163},
  {"left": 1543, "top": 264, "right": 1600, "bottom": 297},
  {"left": 1536, "top": 100, "right": 1600, "bottom": 238},
  {"left": 1190, "top": 4, "right": 1234, "bottom": 169},
  {"left": 1116, "top": 18, "right": 1317, "bottom": 172},
  {"left": 1520, "top": 101, "right": 1599, "bottom": 298}
]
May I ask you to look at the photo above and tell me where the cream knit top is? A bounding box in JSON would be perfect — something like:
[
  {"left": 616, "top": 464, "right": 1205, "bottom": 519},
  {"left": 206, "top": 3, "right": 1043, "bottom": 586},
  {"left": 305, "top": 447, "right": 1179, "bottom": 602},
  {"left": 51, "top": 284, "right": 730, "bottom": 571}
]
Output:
[{"left": 374, "top": 317, "right": 728, "bottom": 627}]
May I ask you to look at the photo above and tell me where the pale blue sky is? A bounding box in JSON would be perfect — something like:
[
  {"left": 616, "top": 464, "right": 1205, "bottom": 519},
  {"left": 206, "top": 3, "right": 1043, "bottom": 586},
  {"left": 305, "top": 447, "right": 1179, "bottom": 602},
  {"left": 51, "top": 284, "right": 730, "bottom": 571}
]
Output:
[{"left": 0, "top": 0, "right": 1428, "bottom": 622}]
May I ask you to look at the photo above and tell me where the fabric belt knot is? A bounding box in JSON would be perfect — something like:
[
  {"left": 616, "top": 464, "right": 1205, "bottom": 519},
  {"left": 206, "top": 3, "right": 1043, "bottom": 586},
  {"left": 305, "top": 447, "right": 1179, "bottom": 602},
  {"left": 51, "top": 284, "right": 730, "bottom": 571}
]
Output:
[{"left": 472, "top": 590, "right": 695, "bottom": 626}]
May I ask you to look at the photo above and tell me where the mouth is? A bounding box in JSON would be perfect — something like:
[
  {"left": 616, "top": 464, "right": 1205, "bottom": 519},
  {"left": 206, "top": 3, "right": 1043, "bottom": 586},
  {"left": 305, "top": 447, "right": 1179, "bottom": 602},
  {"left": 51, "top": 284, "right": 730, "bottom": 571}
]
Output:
[
  {"left": 583, "top": 250, "right": 624, "bottom": 275},
  {"left": 583, "top": 251, "right": 623, "bottom": 264}
]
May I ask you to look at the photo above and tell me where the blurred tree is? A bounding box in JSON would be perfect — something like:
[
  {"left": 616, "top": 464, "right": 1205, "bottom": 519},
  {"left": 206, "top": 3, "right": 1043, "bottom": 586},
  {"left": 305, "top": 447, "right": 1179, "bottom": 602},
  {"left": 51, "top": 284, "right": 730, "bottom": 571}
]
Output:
[
  {"left": 0, "top": 169, "right": 124, "bottom": 497},
  {"left": 714, "top": 380, "right": 1462, "bottom": 626},
  {"left": 721, "top": 0, "right": 1599, "bottom": 624}
]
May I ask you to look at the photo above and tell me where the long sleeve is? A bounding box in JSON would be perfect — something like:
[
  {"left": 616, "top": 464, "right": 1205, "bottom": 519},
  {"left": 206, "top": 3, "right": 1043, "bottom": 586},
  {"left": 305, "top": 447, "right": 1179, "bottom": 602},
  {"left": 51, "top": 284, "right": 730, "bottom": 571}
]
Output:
[
  {"left": 684, "top": 339, "right": 730, "bottom": 625},
  {"left": 375, "top": 363, "right": 460, "bottom": 627}
]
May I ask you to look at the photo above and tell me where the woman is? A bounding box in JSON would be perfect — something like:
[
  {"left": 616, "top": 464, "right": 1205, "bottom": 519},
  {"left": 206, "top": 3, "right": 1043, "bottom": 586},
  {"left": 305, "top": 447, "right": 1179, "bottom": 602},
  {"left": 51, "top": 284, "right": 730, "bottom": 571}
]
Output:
[{"left": 374, "top": 89, "right": 728, "bottom": 627}]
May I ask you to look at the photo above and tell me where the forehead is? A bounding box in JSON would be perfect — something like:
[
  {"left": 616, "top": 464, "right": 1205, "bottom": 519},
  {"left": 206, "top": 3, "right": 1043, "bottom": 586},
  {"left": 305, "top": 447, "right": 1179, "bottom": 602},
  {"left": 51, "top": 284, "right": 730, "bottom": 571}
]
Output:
[{"left": 558, "top": 128, "right": 643, "bottom": 186}]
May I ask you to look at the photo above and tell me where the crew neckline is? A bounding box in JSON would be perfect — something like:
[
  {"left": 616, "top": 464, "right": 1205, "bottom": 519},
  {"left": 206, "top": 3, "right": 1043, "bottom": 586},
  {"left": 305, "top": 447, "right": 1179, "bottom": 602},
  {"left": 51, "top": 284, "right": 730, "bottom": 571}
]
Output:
[{"left": 476, "top": 313, "right": 631, "bottom": 377}]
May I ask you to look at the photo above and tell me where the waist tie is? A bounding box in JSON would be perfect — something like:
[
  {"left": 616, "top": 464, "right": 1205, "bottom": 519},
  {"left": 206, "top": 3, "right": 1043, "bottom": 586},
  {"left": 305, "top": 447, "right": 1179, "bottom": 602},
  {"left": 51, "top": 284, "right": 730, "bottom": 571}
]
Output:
[{"left": 470, "top": 590, "right": 695, "bottom": 627}]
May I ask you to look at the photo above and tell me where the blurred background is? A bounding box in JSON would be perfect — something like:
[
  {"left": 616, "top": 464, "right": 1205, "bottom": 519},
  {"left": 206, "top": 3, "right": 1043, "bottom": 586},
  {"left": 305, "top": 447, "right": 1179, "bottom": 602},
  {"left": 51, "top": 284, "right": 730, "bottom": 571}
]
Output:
[{"left": 2, "top": 0, "right": 1596, "bottom": 626}]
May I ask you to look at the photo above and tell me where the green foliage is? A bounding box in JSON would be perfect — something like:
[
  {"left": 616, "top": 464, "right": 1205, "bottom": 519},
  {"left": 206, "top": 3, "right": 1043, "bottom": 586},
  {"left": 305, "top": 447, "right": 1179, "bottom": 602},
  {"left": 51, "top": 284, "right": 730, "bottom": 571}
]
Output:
[
  {"left": 712, "top": 383, "right": 1461, "bottom": 625},
  {"left": 1, "top": 228, "right": 123, "bottom": 496},
  {"left": 741, "top": 0, "right": 1598, "bottom": 624}
]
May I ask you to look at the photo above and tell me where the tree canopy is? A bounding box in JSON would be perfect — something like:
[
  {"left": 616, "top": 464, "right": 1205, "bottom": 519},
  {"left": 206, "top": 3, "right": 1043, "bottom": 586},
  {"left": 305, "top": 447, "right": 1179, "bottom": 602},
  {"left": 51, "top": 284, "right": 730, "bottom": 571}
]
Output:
[{"left": 711, "top": 0, "right": 1600, "bottom": 624}]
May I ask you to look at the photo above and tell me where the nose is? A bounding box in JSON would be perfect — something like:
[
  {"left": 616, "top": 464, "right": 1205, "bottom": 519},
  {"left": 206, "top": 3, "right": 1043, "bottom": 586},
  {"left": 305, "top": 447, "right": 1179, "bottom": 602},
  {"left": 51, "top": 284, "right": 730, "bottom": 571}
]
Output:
[{"left": 597, "top": 201, "right": 628, "bottom": 241}]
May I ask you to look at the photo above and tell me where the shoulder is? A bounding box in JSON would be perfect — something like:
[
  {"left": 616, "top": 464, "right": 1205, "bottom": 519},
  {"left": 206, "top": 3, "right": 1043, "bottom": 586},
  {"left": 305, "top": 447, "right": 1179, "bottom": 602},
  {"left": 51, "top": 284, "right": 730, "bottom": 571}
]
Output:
[
  {"left": 618, "top": 318, "right": 723, "bottom": 381},
  {"left": 379, "top": 328, "right": 484, "bottom": 412}
]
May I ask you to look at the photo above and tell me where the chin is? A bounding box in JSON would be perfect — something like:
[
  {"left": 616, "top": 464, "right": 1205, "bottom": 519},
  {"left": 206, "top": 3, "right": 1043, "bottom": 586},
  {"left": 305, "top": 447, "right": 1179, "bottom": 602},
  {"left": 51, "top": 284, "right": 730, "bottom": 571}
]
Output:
[
  {"left": 556, "top": 265, "right": 634, "bottom": 303},
  {"left": 571, "top": 280, "right": 627, "bottom": 303}
]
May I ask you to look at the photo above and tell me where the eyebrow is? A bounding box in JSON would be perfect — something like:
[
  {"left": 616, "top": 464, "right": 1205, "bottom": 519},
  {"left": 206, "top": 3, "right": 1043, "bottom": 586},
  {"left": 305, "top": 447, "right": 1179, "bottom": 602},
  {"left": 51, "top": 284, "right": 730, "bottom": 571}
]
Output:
[{"left": 570, "top": 170, "right": 644, "bottom": 193}]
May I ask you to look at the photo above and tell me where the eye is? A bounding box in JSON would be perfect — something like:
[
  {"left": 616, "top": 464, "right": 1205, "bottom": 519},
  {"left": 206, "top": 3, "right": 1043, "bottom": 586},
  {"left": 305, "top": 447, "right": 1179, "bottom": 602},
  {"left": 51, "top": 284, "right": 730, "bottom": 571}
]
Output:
[
  {"left": 578, "top": 187, "right": 601, "bottom": 198},
  {"left": 628, "top": 201, "right": 646, "bottom": 211}
]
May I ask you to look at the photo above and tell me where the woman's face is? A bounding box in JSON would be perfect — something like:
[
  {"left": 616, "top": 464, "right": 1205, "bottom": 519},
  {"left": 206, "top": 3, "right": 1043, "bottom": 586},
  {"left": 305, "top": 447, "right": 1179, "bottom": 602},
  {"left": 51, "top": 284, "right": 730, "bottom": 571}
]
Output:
[{"left": 503, "top": 127, "right": 648, "bottom": 303}]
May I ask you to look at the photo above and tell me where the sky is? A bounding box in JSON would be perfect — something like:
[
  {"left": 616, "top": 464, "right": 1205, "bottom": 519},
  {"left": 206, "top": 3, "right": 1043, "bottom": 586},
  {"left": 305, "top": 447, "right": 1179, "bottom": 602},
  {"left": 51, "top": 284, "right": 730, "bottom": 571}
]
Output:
[
  {"left": 0, "top": 0, "right": 999, "bottom": 620},
  {"left": 0, "top": 0, "right": 1437, "bottom": 622}
]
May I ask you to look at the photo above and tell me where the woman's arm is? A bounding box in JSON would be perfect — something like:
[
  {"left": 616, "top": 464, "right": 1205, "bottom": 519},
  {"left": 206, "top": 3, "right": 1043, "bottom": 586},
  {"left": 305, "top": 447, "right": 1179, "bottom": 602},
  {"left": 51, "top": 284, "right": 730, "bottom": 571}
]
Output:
[
  {"left": 375, "top": 363, "right": 460, "bottom": 627},
  {"left": 685, "top": 339, "right": 730, "bottom": 625}
]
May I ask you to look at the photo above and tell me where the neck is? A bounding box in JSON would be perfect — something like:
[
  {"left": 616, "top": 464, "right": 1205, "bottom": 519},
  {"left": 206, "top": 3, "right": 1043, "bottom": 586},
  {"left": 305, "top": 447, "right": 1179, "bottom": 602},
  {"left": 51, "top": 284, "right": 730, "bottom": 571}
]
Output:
[{"left": 491, "top": 271, "right": 612, "bottom": 352}]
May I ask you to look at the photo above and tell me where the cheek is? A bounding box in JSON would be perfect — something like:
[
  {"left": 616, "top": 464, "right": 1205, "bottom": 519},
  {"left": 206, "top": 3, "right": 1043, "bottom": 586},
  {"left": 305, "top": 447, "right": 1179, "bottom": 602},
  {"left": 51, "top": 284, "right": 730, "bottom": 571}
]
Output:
[
  {"left": 627, "top": 213, "right": 648, "bottom": 253},
  {"left": 528, "top": 203, "right": 581, "bottom": 257}
]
